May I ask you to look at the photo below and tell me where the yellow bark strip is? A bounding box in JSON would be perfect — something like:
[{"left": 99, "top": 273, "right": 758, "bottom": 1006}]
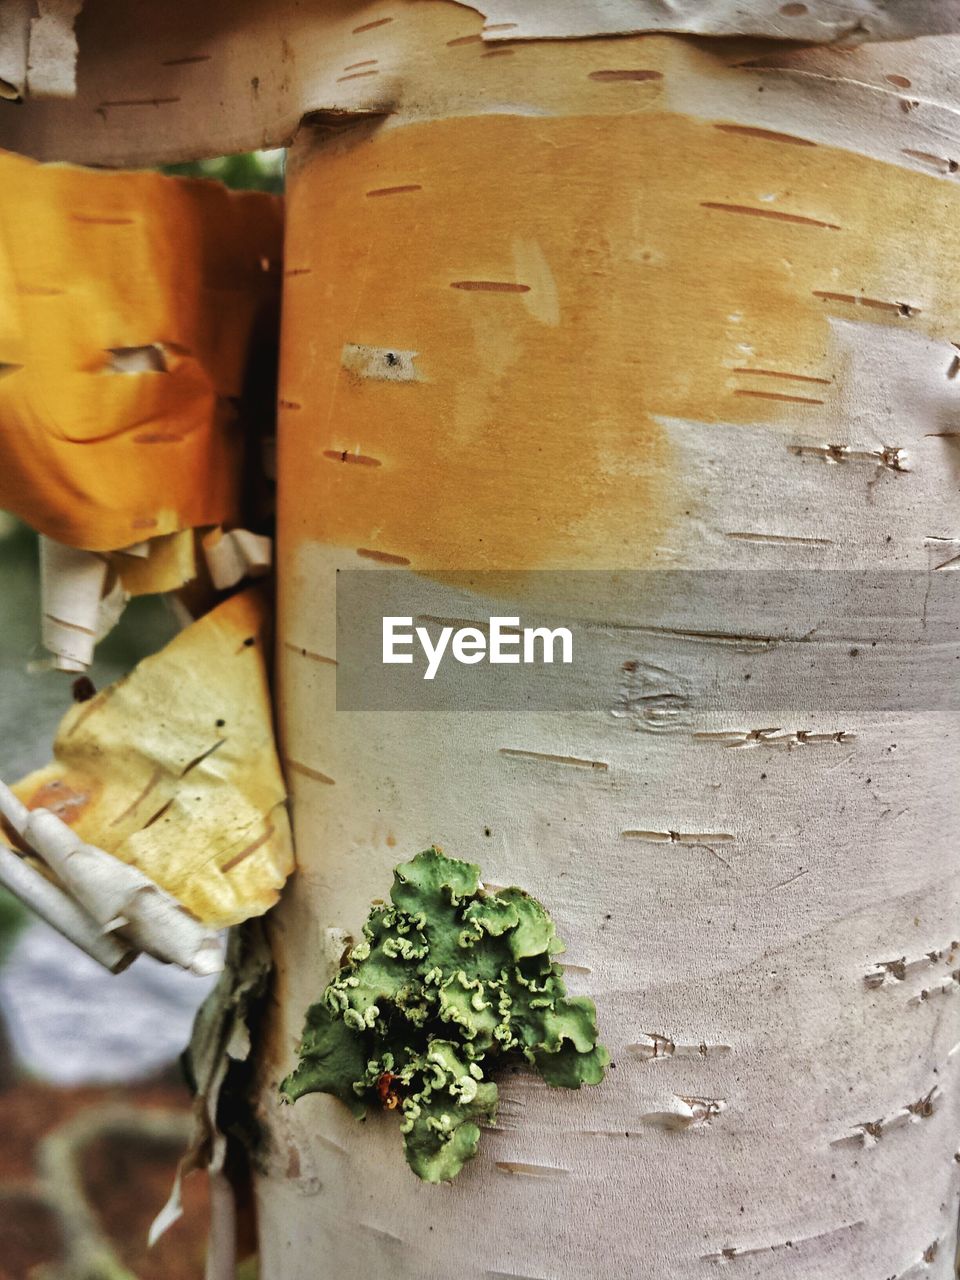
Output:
[
  {"left": 12, "top": 588, "right": 294, "bottom": 927},
  {"left": 0, "top": 149, "right": 282, "bottom": 551},
  {"left": 280, "top": 107, "right": 960, "bottom": 573}
]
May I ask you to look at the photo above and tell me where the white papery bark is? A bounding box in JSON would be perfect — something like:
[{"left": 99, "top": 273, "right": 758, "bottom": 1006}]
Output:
[{"left": 2, "top": 0, "right": 959, "bottom": 165}]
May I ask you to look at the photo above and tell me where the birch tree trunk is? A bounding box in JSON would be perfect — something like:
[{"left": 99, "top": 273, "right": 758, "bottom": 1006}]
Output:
[{"left": 254, "top": 19, "right": 960, "bottom": 1280}]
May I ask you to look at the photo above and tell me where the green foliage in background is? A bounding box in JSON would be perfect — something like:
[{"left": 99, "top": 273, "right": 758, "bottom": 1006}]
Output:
[
  {"left": 0, "top": 888, "right": 26, "bottom": 961},
  {"left": 162, "top": 150, "right": 284, "bottom": 194},
  {"left": 281, "top": 847, "right": 608, "bottom": 1182}
]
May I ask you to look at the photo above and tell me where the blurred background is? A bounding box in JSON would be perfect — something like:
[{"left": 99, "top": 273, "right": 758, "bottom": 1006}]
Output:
[{"left": 0, "top": 149, "right": 282, "bottom": 1280}]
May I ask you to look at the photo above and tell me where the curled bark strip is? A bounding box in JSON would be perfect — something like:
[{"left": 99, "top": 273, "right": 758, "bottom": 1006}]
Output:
[
  {"left": 0, "top": 835, "right": 133, "bottom": 973},
  {"left": 0, "top": 777, "right": 222, "bottom": 975}
]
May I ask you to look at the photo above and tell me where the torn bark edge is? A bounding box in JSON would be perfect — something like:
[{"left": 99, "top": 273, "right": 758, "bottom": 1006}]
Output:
[
  {"left": 201, "top": 527, "right": 272, "bottom": 592},
  {"left": 40, "top": 536, "right": 107, "bottom": 672},
  {"left": 39, "top": 536, "right": 128, "bottom": 672},
  {"left": 150, "top": 922, "right": 272, "bottom": 1275},
  {"left": 26, "top": 0, "right": 83, "bottom": 99},
  {"left": 39, "top": 528, "right": 214, "bottom": 669},
  {"left": 0, "top": 776, "right": 224, "bottom": 975},
  {"left": 0, "top": 0, "right": 30, "bottom": 101},
  {"left": 456, "top": 0, "right": 960, "bottom": 44}
]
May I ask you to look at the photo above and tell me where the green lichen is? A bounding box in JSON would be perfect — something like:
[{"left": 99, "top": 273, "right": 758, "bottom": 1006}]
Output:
[{"left": 280, "top": 847, "right": 609, "bottom": 1182}]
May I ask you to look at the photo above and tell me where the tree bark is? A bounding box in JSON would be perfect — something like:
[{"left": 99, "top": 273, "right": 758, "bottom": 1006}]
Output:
[
  {"left": 254, "top": 22, "right": 960, "bottom": 1280},
  {"left": 3, "top": 3, "right": 959, "bottom": 1276}
]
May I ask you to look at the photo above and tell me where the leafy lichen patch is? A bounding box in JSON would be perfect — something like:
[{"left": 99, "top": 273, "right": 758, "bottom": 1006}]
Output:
[{"left": 280, "top": 847, "right": 608, "bottom": 1182}]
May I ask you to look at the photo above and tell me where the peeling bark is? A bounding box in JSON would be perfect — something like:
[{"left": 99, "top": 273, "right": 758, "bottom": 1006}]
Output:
[
  {"left": 2, "top": 0, "right": 959, "bottom": 165},
  {"left": 0, "top": 150, "right": 281, "bottom": 551},
  {"left": 12, "top": 589, "right": 293, "bottom": 930},
  {"left": 2, "top": 1, "right": 959, "bottom": 1276}
]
